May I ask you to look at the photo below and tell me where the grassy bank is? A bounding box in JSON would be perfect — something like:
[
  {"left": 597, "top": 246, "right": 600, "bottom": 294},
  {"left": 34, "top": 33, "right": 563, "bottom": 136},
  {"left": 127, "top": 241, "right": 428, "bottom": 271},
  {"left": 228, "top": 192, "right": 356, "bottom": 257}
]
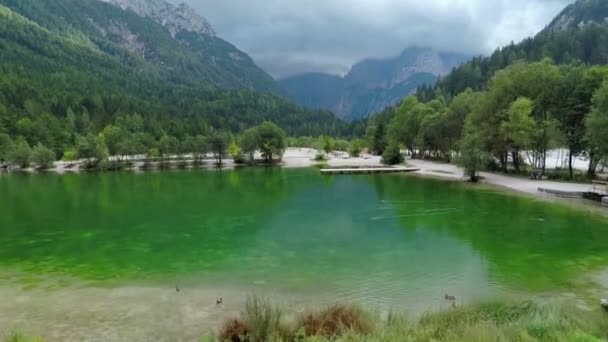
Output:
[
  {"left": 4, "top": 298, "right": 607, "bottom": 341},
  {"left": 211, "top": 297, "right": 608, "bottom": 342}
]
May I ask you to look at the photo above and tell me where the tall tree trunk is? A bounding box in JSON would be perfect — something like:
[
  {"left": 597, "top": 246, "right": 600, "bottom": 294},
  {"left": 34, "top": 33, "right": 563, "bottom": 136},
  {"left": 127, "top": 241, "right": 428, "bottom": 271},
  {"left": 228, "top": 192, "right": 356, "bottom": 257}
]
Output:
[
  {"left": 588, "top": 149, "right": 598, "bottom": 179},
  {"left": 512, "top": 150, "right": 520, "bottom": 173},
  {"left": 568, "top": 147, "right": 574, "bottom": 179}
]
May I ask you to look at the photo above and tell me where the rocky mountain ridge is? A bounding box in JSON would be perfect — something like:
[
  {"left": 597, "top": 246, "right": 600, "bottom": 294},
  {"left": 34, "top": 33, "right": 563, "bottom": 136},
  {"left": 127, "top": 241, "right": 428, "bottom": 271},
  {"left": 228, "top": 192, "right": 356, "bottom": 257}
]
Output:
[
  {"left": 280, "top": 47, "right": 470, "bottom": 120},
  {"left": 545, "top": 0, "right": 608, "bottom": 32},
  {"left": 99, "top": 0, "right": 215, "bottom": 37}
]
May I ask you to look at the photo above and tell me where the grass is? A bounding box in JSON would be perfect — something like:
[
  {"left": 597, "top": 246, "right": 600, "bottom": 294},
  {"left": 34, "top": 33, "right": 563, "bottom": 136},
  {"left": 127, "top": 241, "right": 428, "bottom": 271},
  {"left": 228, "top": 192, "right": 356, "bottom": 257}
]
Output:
[
  {"left": 214, "top": 297, "right": 608, "bottom": 342},
  {"left": 1, "top": 333, "right": 43, "bottom": 342},
  {"left": 6, "top": 298, "right": 608, "bottom": 341}
]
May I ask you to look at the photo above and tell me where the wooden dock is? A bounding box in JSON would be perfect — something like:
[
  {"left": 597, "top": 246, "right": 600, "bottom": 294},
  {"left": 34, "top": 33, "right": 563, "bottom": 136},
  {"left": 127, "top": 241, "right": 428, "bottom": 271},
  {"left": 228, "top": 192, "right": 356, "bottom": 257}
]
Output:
[{"left": 320, "top": 167, "right": 420, "bottom": 175}]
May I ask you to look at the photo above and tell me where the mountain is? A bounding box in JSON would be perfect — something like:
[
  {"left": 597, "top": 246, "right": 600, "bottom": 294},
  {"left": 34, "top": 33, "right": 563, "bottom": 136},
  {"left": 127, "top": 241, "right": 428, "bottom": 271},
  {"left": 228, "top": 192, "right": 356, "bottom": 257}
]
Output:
[
  {"left": 545, "top": 0, "right": 608, "bottom": 32},
  {"left": 432, "top": 0, "right": 608, "bottom": 99},
  {"left": 0, "top": 0, "right": 354, "bottom": 142},
  {"left": 0, "top": 0, "right": 278, "bottom": 93},
  {"left": 280, "top": 47, "right": 470, "bottom": 120}
]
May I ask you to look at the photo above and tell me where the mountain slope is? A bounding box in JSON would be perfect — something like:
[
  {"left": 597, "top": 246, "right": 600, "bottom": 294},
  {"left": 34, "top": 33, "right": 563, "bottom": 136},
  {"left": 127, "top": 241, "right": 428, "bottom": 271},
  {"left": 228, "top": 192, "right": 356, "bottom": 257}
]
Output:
[
  {"left": 0, "top": 1, "right": 353, "bottom": 141},
  {"left": 0, "top": 0, "right": 278, "bottom": 93},
  {"left": 433, "top": 0, "right": 608, "bottom": 98},
  {"left": 280, "top": 47, "right": 469, "bottom": 120},
  {"left": 545, "top": 0, "right": 608, "bottom": 32}
]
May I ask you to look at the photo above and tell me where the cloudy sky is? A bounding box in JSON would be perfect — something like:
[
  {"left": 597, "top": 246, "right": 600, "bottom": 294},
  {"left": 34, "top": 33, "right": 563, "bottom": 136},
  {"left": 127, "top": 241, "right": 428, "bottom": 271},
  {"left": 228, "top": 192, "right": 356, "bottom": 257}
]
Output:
[{"left": 175, "top": 0, "right": 573, "bottom": 79}]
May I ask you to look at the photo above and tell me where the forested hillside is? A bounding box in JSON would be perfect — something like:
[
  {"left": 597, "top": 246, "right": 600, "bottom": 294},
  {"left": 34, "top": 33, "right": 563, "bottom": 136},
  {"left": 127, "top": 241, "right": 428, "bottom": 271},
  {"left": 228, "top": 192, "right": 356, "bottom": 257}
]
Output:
[
  {"left": 367, "top": 0, "right": 608, "bottom": 180},
  {"left": 0, "top": 1, "right": 359, "bottom": 165},
  {"left": 419, "top": 1, "right": 608, "bottom": 99}
]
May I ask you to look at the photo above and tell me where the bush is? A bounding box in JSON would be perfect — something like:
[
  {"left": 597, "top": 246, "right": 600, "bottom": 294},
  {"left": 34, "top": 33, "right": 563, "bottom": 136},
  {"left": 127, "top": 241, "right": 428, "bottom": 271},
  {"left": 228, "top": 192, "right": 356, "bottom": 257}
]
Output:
[
  {"left": 219, "top": 296, "right": 288, "bottom": 342},
  {"left": 334, "top": 139, "right": 350, "bottom": 152},
  {"left": 233, "top": 152, "right": 246, "bottom": 164},
  {"left": 381, "top": 143, "right": 404, "bottom": 165},
  {"left": 299, "top": 304, "right": 372, "bottom": 338},
  {"left": 219, "top": 318, "right": 248, "bottom": 342},
  {"left": 31, "top": 143, "right": 56, "bottom": 169},
  {"left": 62, "top": 148, "right": 78, "bottom": 162},
  {"left": 350, "top": 139, "right": 365, "bottom": 157},
  {"left": 314, "top": 153, "right": 327, "bottom": 161},
  {"left": 243, "top": 296, "right": 284, "bottom": 342},
  {"left": 545, "top": 168, "right": 590, "bottom": 182},
  {"left": 7, "top": 137, "right": 31, "bottom": 168}
]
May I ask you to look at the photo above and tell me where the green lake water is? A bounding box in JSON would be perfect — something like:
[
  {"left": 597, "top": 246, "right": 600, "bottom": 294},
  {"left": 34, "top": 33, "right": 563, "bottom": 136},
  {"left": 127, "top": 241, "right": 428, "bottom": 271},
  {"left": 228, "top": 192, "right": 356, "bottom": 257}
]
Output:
[{"left": 1, "top": 168, "right": 608, "bottom": 309}]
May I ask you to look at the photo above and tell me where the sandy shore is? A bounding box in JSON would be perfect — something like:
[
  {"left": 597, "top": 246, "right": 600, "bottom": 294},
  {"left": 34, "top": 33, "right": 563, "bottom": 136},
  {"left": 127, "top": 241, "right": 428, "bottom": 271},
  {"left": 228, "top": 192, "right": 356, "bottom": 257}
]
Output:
[
  {"left": 407, "top": 159, "right": 593, "bottom": 196},
  {"left": 1, "top": 148, "right": 601, "bottom": 203}
]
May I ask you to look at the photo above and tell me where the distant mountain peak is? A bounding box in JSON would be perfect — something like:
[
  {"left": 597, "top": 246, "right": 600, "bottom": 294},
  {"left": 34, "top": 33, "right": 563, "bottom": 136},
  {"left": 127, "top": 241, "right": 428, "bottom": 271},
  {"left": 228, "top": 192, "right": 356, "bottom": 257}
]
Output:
[
  {"left": 280, "top": 47, "right": 470, "bottom": 120},
  {"left": 99, "top": 0, "right": 216, "bottom": 37},
  {"left": 545, "top": 0, "right": 608, "bottom": 32}
]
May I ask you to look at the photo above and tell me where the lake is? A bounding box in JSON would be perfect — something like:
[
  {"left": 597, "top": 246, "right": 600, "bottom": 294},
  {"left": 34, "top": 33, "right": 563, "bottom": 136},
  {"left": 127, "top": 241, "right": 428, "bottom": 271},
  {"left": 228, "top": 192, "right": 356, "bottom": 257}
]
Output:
[{"left": 1, "top": 168, "right": 607, "bottom": 339}]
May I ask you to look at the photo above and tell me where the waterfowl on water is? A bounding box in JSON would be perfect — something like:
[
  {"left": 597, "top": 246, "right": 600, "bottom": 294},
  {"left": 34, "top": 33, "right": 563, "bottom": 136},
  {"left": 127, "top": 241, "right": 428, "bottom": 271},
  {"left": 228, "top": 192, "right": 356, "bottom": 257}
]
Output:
[
  {"left": 444, "top": 294, "right": 456, "bottom": 301},
  {"left": 216, "top": 297, "right": 223, "bottom": 305}
]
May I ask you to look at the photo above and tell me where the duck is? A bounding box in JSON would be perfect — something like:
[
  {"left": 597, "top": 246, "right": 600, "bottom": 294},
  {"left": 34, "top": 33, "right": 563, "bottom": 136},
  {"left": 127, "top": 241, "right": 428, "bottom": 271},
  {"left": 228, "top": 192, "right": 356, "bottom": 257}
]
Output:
[
  {"left": 216, "top": 297, "right": 223, "bottom": 305},
  {"left": 444, "top": 294, "right": 456, "bottom": 301}
]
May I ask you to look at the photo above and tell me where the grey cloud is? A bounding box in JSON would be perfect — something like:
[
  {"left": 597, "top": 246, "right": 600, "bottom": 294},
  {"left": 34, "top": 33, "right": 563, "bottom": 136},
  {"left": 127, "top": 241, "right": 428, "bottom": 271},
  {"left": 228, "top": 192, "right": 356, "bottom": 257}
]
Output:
[{"left": 175, "top": 0, "right": 573, "bottom": 78}]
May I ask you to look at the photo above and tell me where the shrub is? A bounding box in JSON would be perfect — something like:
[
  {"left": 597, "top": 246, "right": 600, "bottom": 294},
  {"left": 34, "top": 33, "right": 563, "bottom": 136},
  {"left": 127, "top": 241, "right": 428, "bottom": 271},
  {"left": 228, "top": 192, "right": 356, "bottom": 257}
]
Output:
[
  {"left": 243, "top": 296, "right": 284, "bottom": 342},
  {"left": 62, "top": 148, "right": 78, "bottom": 162},
  {"left": 314, "top": 153, "right": 327, "bottom": 161},
  {"left": 7, "top": 137, "right": 31, "bottom": 168},
  {"left": 219, "top": 318, "right": 248, "bottom": 342},
  {"left": 381, "top": 143, "right": 404, "bottom": 165},
  {"left": 299, "top": 304, "right": 372, "bottom": 338},
  {"left": 31, "top": 143, "right": 56, "bottom": 169},
  {"left": 350, "top": 139, "right": 364, "bottom": 157}
]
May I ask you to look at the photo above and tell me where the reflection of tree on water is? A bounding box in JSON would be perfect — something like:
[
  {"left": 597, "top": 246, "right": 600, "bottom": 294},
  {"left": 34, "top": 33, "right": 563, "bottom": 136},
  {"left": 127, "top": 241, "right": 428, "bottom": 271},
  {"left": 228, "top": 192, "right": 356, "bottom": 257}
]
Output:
[
  {"left": 369, "top": 175, "right": 608, "bottom": 290},
  {"left": 0, "top": 168, "right": 310, "bottom": 283}
]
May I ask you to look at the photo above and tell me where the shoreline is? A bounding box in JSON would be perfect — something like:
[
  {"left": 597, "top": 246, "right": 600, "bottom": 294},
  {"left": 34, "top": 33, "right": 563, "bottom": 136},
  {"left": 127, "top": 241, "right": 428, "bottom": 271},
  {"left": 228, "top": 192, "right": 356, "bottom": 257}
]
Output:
[{"left": 3, "top": 147, "right": 603, "bottom": 211}]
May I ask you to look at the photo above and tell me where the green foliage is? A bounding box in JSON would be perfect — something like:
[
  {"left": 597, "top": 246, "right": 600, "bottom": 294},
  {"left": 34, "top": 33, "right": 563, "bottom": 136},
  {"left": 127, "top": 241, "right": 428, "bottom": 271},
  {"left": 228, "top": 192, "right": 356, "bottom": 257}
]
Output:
[
  {"left": 239, "top": 128, "right": 259, "bottom": 162},
  {"left": 587, "top": 80, "right": 608, "bottom": 162},
  {"left": 434, "top": 24, "right": 608, "bottom": 98},
  {"left": 208, "top": 131, "right": 230, "bottom": 165},
  {"left": 381, "top": 142, "right": 404, "bottom": 165},
  {"left": 256, "top": 121, "right": 287, "bottom": 162},
  {"left": 0, "top": 133, "right": 14, "bottom": 163},
  {"left": 349, "top": 139, "right": 365, "bottom": 157},
  {"left": 31, "top": 143, "right": 56, "bottom": 169},
  {"left": 95, "top": 134, "right": 109, "bottom": 163},
  {"left": 237, "top": 122, "right": 287, "bottom": 163},
  {"left": 146, "top": 148, "right": 160, "bottom": 161},
  {"left": 460, "top": 120, "right": 485, "bottom": 181},
  {"left": 333, "top": 139, "right": 350, "bottom": 152},
  {"left": 320, "top": 135, "right": 334, "bottom": 155},
  {"left": 368, "top": 121, "right": 388, "bottom": 155},
  {"left": 8, "top": 136, "right": 31, "bottom": 168},
  {"left": 314, "top": 153, "right": 327, "bottom": 162},
  {"left": 501, "top": 97, "right": 535, "bottom": 150},
  {"left": 228, "top": 140, "right": 245, "bottom": 164},
  {"left": 76, "top": 134, "right": 98, "bottom": 161},
  {"left": 61, "top": 148, "right": 77, "bottom": 162},
  {"left": 0, "top": 0, "right": 358, "bottom": 166}
]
